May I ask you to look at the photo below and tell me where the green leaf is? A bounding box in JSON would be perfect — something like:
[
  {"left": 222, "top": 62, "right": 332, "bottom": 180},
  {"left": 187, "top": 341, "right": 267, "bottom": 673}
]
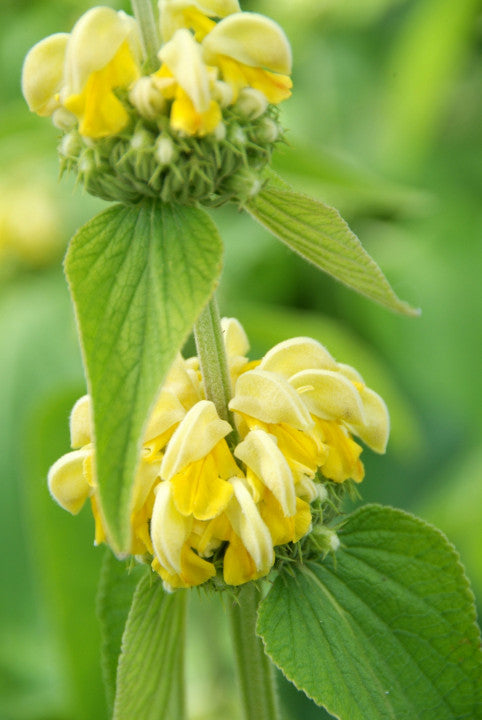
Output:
[
  {"left": 113, "top": 573, "right": 186, "bottom": 720},
  {"left": 97, "top": 550, "right": 146, "bottom": 713},
  {"left": 246, "top": 180, "right": 419, "bottom": 316},
  {"left": 258, "top": 504, "right": 482, "bottom": 720},
  {"left": 65, "top": 201, "right": 223, "bottom": 552}
]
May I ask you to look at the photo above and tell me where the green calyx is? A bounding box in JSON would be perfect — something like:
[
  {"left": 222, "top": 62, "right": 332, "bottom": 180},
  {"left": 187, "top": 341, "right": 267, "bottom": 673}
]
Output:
[{"left": 59, "top": 105, "right": 284, "bottom": 207}]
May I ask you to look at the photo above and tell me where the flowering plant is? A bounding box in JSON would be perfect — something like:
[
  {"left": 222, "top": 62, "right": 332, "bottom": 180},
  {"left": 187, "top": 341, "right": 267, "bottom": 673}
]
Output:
[{"left": 22, "top": 2, "right": 481, "bottom": 719}]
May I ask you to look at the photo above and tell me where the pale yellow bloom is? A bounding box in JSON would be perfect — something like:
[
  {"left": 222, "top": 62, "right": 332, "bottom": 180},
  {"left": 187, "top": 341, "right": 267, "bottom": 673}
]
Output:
[
  {"left": 223, "top": 476, "right": 274, "bottom": 584},
  {"left": 230, "top": 336, "right": 389, "bottom": 484},
  {"left": 48, "top": 321, "right": 389, "bottom": 591},
  {"left": 229, "top": 369, "right": 326, "bottom": 480},
  {"left": 61, "top": 7, "right": 142, "bottom": 138},
  {"left": 157, "top": 28, "right": 222, "bottom": 136},
  {"left": 161, "top": 400, "right": 236, "bottom": 519},
  {"left": 151, "top": 481, "right": 216, "bottom": 589},
  {"left": 22, "top": 7, "right": 142, "bottom": 138},
  {"left": 202, "top": 12, "right": 292, "bottom": 102},
  {"left": 22, "top": 33, "right": 69, "bottom": 116},
  {"left": 235, "top": 429, "right": 312, "bottom": 547},
  {"left": 48, "top": 389, "right": 184, "bottom": 554},
  {"left": 221, "top": 316, "right": 250, "bottom": 386}
]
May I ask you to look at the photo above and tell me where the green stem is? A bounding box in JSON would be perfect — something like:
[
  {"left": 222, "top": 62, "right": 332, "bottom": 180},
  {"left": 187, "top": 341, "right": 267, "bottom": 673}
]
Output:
[
  {"left": 227, "top": 585, "right": 281, "bottom": 720},
  {"left": 194, "top": 299, "right": 279, "bottom": 719},
  {"left": 131, "top": 0, "right": 161, "bottom": 73},
  {"left": 193, "top": 295, "right": 235, "bottom": 428}
]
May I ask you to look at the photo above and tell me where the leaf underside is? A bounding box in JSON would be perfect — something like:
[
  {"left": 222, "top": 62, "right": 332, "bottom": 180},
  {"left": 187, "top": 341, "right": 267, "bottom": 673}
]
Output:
[
  {"left": 247, "top": 180, "right": 419, "bottom": 317},
  {"left": 97, "top": 549, "right": 146, "bottom": 712},
  {"left": 65, "top": 201, "right": 223, "bottom": 552},
  {"left": 113, "top": 573, "right": 186, "bottom": 720}
]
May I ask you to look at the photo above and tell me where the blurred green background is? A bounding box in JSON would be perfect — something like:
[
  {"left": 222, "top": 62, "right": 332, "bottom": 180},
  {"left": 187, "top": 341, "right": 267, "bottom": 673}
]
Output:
[{"left": 1, "top": 0, "right": 481, "bottom": 718}]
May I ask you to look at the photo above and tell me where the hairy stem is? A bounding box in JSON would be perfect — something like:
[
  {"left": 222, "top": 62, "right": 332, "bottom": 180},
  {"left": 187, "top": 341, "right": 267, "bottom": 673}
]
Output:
[
  {"left": 131, "top": 0, "right": 161, "bottom": 73},
  {"left": 227, "top": 584, "right": 281, "bottom": 720},
  {"left": 193, "top": 296, "right": 236, "bottom": 429},
  {"left": 195, "top": 299, "right": 279, "bottom": 719}
]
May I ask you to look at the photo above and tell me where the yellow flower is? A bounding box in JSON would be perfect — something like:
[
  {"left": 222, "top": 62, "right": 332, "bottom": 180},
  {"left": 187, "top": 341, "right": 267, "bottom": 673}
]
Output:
[
  {"left": 47, "top": 320, "right": 389, "bottom": 591},
  {"left": 221, "top": 316, "right": 250, "bottom": 385},
  {"left": 229, "top": 369, "right": 327, "bottom": 480},
  {"left": 202, "top": 12, "right": 292, "bottom": 103},
  {"left": 235, "top": 429, "right": 312, "bottom": 547},
  {"left": 157, "top": 28, "right": 222, "bottom": 136},
  {"left": 160, "top": 400, "right": 237, "bottom": 520},
  {"left": 22, "top": 33, "right": 69, "bottom": 117},
  {"left": 61, "top": 7, "right": 142, "bottom": 138},
  {"left": 159, "top": 0, "right": 240, "bottom": 41},
  {"left": 231, "top": 336, "right": 389, "bottom": 484},
  {"left": 48, "top": 389, "right": 185, "bottom": 554},
  {"left": 151, "top": 481, "right": 216, "bottom": 589},
  {"left": 22, "top": 7, "right": 142, "bottom": 138}
]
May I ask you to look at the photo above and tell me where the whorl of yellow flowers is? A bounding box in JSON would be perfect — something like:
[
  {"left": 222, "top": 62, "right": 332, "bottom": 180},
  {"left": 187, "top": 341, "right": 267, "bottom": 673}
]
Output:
[
  {"left": 22, "top": 2, "right": 292, "bottom": 205},
  {"left": 48, "top": 319, "right": 389, "bottom": 591}
]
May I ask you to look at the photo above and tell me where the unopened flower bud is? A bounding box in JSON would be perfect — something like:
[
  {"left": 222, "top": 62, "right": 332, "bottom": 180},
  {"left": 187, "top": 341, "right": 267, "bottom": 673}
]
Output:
[
  {"left": 154, "top": 135, "right": 177, "bottom": 165},
  {"left": 229, "top": 126, "right": 246, "bottom": 146},
  {"left": 129, "top": 76, "right": 167, "bottom": 120},
  {"left": 313, "top": 526, "right": 340, "bottom": 553},
  {"left": 52, "top": 107, "right": 76, "bottom": 131},
  {"left": 254, "top": 117, "right": 279, "bottom": 144},
  {"left": 223, "top": 167, "right": 262, "bottom": 200},
  {"left": 59, "top": 131, "right": 83, "bottom": 159},
  {"left": 214, "top": 122, "right": 226, "bottom": 141},
  {"left": 213, "top": 80, "right": 234, "bottom": 108},
  {"left": 130, "top": 128, "right": 155, "bottom": 152},
  {"left": 78, "top": 150, "right": 96, "bottom": 176},
  {"left": 317, "top": 484, "right": 328, "bottom": 503},
  {"left": 236, "top": 88, "right": 268, "bottom": 119}
]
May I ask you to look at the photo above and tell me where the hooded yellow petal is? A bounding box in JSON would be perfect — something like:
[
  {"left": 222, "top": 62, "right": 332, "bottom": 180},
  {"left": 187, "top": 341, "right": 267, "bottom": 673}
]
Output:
[
  {"left": 161, "top": 400, "right": 232, "bottom": 480},
  {"left": 259, "top": 337, "right": 338, "bottom": 378},
  {"left": 349, "top": 386, "right": 390, "bottom": 453},
  {"left": 164, "top": 354, "right": 203, "bottom": 410},
  {"left": 144, "top": 389, "right": 186, "bottom": 443},
  {"left": 64, "top": 40, "right": 140, "bottom": 138},
  {"left": 337, "top": 362, "right": 364, "bottom": 384},
  {"left": 159, "top": 28, "right": 211, "bottom": 113},
  {"left": 131, "top": 460, "right": 160, "bottom": 514},
  {"left": 48, "top": 448, "right": 92, "bottom": 514},
  {"left": 226, "top": 477, "right": 274, "bottom": 575},
  {"left": 235, "top": 429, "right": 296, "bottom": 516},
  {"left": 150, "top": 481, "right": 192, "bottom": 574},
  {"left": 22, "top": 33, "right": 69, "bottom": 116},
  {"left": 230, "top": 370, "right": 313, "bottom": 431},
  {"left": 70, "top": 395, "right": 92, "bottom": 448},
  {"left": 290, "top": 369, "right": 365, "bottom": 425},
  {"left": 203, "top": 12, "right": 292, "bottom": 74},
  {"left": 221, "top": 316, "right": 250, "bottom": 357},
  {"left": 63, "top": 7, "right": 141, "bottom": 95}
]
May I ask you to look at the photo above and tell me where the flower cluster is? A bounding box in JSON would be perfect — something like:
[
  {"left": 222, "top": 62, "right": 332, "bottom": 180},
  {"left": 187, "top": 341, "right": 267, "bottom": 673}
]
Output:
[
  {"left": 48, "top": 319, "right": 389, "bottom": 591},
  {"left": 22, "top": 2, "right": 292, "bottom": 206}
]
